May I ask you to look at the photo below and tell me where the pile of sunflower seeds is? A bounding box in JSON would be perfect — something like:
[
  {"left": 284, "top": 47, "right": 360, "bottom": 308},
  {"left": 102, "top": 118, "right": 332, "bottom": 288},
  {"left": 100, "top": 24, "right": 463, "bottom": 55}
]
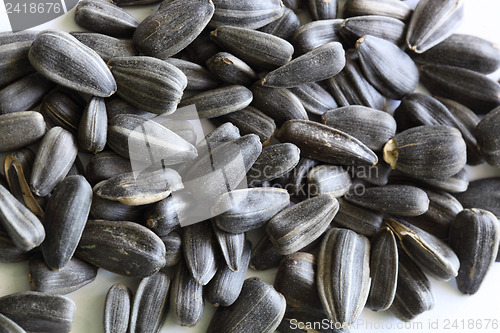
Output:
[{"left": 0, "top": 0, "right": 500, "bottom": 332}]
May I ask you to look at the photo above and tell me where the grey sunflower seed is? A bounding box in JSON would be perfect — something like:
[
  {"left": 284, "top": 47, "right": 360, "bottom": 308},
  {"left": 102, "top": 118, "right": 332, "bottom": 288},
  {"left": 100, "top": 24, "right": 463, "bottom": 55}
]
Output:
[
  {"left": 258, "top": 7, "right": 301, "bottom": 41},
  {"left": 105, "top": 96, "right": 155, "bottom": 121},
  {"left": 309, "top": 0, "right": 337, "bottom": 20},
  {"left": 163, "top": 58, "right": 219, "bottom": 91},
  {"left": 108, "top": 56, "right": 187, "bottom": 115},
  {"left": 367, "top": 227, "right": 398, "bottom": 312},
  {"left": 206, "top": 52, "right": 258, "bottom": 86},
  {"left": 476, "top": 105, "right": 500, "bottom": 167},
  {"left": 356, "top": 34, "right": 418, "bottom": 99},
  {"left": 383, "top": 125, "right": 467, "bottom": 179},
  {"left": 206, "top": 240, "right": 251, "bottom": 307},
  {"left": 186, "top": 29, "right": 221, "bottom": 66},
  {"left": 344, "top": 184, "right": 429, "bottom": 216},
  {"left": 160, "top": 230, "right": 182, "bottom": 268},
  {"left": 332, "top": 198, "right": 383, "bottom": 237},
  {"left": 389, "top": 168, "right": 469, "bottom": 194},
  {"left": 0, "top": 313, "right": 25, "bottom": 333},
  {"left": 76, "top": 219, "right": 166, "bottom": 278},
  {"left": 133, "top": 0, "right": 214, "bottom": 59},
  {"left": 107, "top": 114, "right": 197, "bottom": 163},
  {"left": 71, "top": 32, "right": 137, "bottom": 62},
  {"left": 340, "top": 15, "right": 407, "bottom": 46},
  {"left": 353, "top": 156, "right": 391, "bottom": 186},
  {"left": 276, "top": 119, "right": 378, "bottom": 166},
  {"left": 307, "top": 165, "right": 352, "bottom": 198},
  {"left": 386, "top": 217, "right": 460, "bottom": 280},
  {"left": 39, "top": 88, "right": 85, "bottom": 134},
  {"left": 317, "top": 228, "right": 371, "bottom": 326},
  {"left": 390, "top": 250, "right": 434, "bottom": 321},
  {"left": 0, "top": 184, "right": 44, "bottom": 252},
  {"left": 41, "top": 176, "right": 92, "bottom": 270},
  {"left": 104, "top": 284, "right": 132, "bottom": 333},
  {"left": 251, "top": 84, "right": 308, "bottom": 126},
  {"left": 207, "top": 277, "right": 286, "bottom": 333},
  {"left": 250, "top": 233, "right": 286, "bottom": 270},
  {"left": 289, "top": 82, "right": 337, "bottom": 116},
  {"left": 0, "top": 226, "right": 31, "bottom": 263},
  {"left": 29, "top": 256, "right": 97, "bottom": 295},
  {"left": 86, "top": 151, "right": 132, "bottom": 186},
  {"left": 293, "top": 19, "right": 343, "bottom": 54},
  {"left": 0, "top": 111, "right": 46, "bottom": 152},
  {"left": 283, "top": 0, "right": 301, "bottom": 10},
  {"left": 454, "top": 178, "right": 500, "bottom": 217},
  {"left": 212, "top": 221, "right": 245, "bottom": 272},
  {"left": 170, "top": 259, "right": 205, "bottom": 327},
  {"left": 30, "top": 127, "right": 78, "bottom": 197},
  {"left": 343, "top": 0, "right": 412, "bottom": 22},
  {"left": 449, "top": 208, "right": 500, "bottom": 294},
  {"left": 0, "top": 31, "right": 36, "bottom": 87},
  {"left": 406, "top": 0, "right": 464, "bottom": 53},
  {"left": 214, "top": 187, "right": 290, "bottom": 234},
  {"left": 28, "top": 30, "right": 116, "bottom": 97},
  {"left": 210, "top": 26, "right": 294, "bottom": 70},
  {"left": 322, "top": 105, "right": 396, "bottom": 151},
  {"left": 0, "top": 72, "right": 53, "bottom": 114},
  {"left": 274, "top": 157, "right": 319, "bottom": 201},
  {"left": 196, "top": 121, "right": 241, "bottom": 156},
  {"left": 129, "top": 272, "right": 170, "bottom": 333},
  {"left": 247, "top": 143, "right": 301, "bottom": 185},
  {"left": 74, "top": 0, "right": 139, "bottom": 37},
  {"left": 209, "top": 0, "right": 285, "bottom": 29},
  {"left": 267, "top": 194, "right": 339, "bottom": 255},
  {"left": 262, "top": 42, "right": 345, "bottom": 88},
  {"left": 0, "top": 291, "right": 75, "bottom": 333},
  {"left": 78, "top": 96, "right": 107, "bottom": 154},
  {"left": 145, "top": 192, "right": 194, "bottom": 236},
  {"left": 178, "top": 85, "right": 253, "bottom": 119}
]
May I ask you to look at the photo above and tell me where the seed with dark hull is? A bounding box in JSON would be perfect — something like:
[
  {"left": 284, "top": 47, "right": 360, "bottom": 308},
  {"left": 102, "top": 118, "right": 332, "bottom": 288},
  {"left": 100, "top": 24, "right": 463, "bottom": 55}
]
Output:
[
  {"left": 247, "top": 143, "right": 301, "bottom": 185},
  {"left": 29, "top": 255, "right": 98, "bottom": 295},
  {"left": 289, "top": 82, "right": 337, "bottom": 116},
  {"left": 210, "top": 26, "right": 294, "bottom": 70},
  {"left": 274, "top": 157, "right": 318, "bottom": 201},
  {"left": 160, "top": 230, "right": 182, "bottom": 268},
  {"left": 267, "top": 194, "right": 339, "bottom": 255},
  {"left": 41, "top": 175, "right": 92, "bottom": 270},
  {"left": 389, "top": 168, "right": 469, "bottom": 194},
  {"left": 0, "top": 291, "right": 75, "bottom": 333},
  {"left": 206, "top": 52, "right": 258, "bottom": 86},
  {"left": 207, "top": 277, "right": 286, "bottom": 333},
  {"left": 206, "top": 240, "right": 251, "bottom": 307},
  {"left": 0, "top": 72, "right": 53, "bottom": 114},
  {"left": 293, "top": 19, "right": 343, "bottom": 54},
  {"left": 212, "top": 221, "right": 245, "bottom": 272},
  {"left": 104, "top": 284, "right": 132, "bottom": 333},
  {"left": 258, "top": 7, "right": 301, "bottom": 41},
  {"left": 28, "top": 30, "right": 116, "bottom": 97},
  {"left": 129, "top": 272, "right": 170, "bottom": 333},
  {"left": 250, "top": 234, "right": 286, "bottom": 271},
  {"left": 454, "top": 178, "right": 500, "bottom": 217},
  {"left": 475, "top": 106, "right": 500, "bottom": 167},
  {"left": 340, "top": 15, "right": 407, "bottom": 46},
  {"left": 0, "top": 31, "right": 36, "bottom": 88},
  {"left": 307, "top": 165, "right": 352, "bottom": 198},
  {"left": 309, "top": 0, "right": 337, "bottom": 20},
  {"left": 76, "top": 219, "right": 166, "bottom": 278},
  {"left": 74, "top": 0, "right": 139, "bottom": 37},
  {"left": 78, "top": 96, "right": 107, "bottom": 154},
  {"left": 0, "top": 111, "right": 46, "bottom": 152},
  {"left": 406, "top": 0, "right": 464, "bottom": 53},
  {"left": 0, "top": 227, "right": 32, "bottom": 263},
  {"left": 317, "top": 228, "right": 371, "bottom": 326},
  {"left": 214, "top": 188, "right": 290, "bottom": 234},
  {"left": 133, "top": 0, "right": 214, "bottom": 59},
  {"left": 367, "top": 227, "right": 398, "bottom": 312},
  {"left": 145, "top": 192, "right": 195, "bottom": 236},
  {"left": 356, "top": 35, "right": 418, "bottom": 99},
  {"left": 276, "top": 119, "right": 378, "bottom": 166},
  {"left": 91, "top": 194, "right": 145, "bottom": 223},
  {"left": 195, "top": 121, "right": 241, "bottom": 157},
  {"left": 186, "top": 29, "right": 221, "bottom": 66},
  {"left": 332, "top": 198, "right": 383, "bottom": 237},
  {"left": 262, "top": 42, "right": 345, "bottom": 88},
  {"left": 383, "top": 125, "right": 467, "bottom": 179},
  {"left": 449, "top": 209, "right": 500, "bottom": 294},
  {"left": 0, "top": 313, "right": 25, "bottom": 333},
  {"left": 105, "top": 95, "right": 155, "bottom": 121},
  {"left": 71, "top": 32, "right": 137, "bottom": 62},
  {"left": 343, "top": 0, "right": 412, "bottom": 22},
  {"left": 164, "top": 58, "right": 220, "bottom": 91},
  {"left": 386, "top": 218, "right": 460, "bottom": 280},
  {"left": 209, "top": 0, "right": 285, "bottom": 29},
  {"left": 390, "top": 250, "right": 434, "bottom": 321},
  {"left": 113, "top": 0, "right": 161, "bottom": 5},
  {"left": 170, "top": 259, "right": 205, "bottom": 327},
  {"left": 39, "top": 88, "right": 85, "bottom": 134},
  {"left": 86, "top": 151, "right": 132, "bottom": 186}
]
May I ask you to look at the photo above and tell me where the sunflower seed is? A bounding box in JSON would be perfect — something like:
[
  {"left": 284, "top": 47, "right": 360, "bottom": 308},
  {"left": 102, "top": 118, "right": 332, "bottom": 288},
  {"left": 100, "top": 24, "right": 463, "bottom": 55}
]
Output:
[
  {"left": 206, "top": 52, "right": 258, "bottom": 86},
  {"left": 367, "top": 227, "right": 398, "bottom": 311},
  {"left": 78, "top": 96, "right": 107, "bottom": 154},
  {"left": 129, "top": 272, "right": 170, "bottom": 333},
  {"left": 196, "top": 121, "right": 241, "bottom": 156},
  {"left": 212, "top": 221, "right": 245, "bottom": 272},
  {"left": 145, "top": 192, "right": 193, "bottom": 236},
  {"left": 247, "top": 143, "right": 301, "bottom": 185},
  {"left": 105, "top": 96, "right": 155, "bottom": 121},
  {"left": 76, "top": 219, "right": 166, "bottom": 278},
  {"left": 207, "top": 277, "right": 286, "bottom": 333},
  {"left": 163, "top": 58, "right": 220, "bottom": 91},
  {"left": 475, "top": 105, "right": 500, "bottom": 167},
  {"left": 383, "top": 125, "right": 467, "bottom": 179},
  {"left": 309, "top": 0, "right": 337, "bottom": 20},
  {"left": 39, "top": 88, "right": 85, "bottom": 134},
  {"left": 214, "top": 187, "right": 290, "bottom": 234},
  {"left": 71, "top": 32, "right": 137, "bottom": 62},
  {"left": 160, "top": 230, "right": 182, "bottom": 268},
  {"left": 356, "top": 35, "right": 418, "bottom": 99},
  {"left": 258, "top": 7, "right": 301, "bottom": 41},
  {"left": 0, "top": 31, "right": 36, "bottom": 87},
  {"left": 449, "top": 208, "right": 500, "bottom": 294},
  {"left": 133, "top": 0, "right": 214, "bottom": 59},
  {"left": 0, "top": 313, "right": 25, "bottom": 333},
  {"left": 28, "top": 30, "right": 116, "bottom": 97},
  {"left": 29, "top": 255, "right": 97, "bottom": 295},
  {"left": 267, "top": 194, "right": 339, "bottom": 255},
  {"left": 343, "top": 0, "right": 412, "bottom": 22},
  {"left": 289, "top": 82, "right": 337, "bottom": 116},
  {"left": 332, "top": 198, "right": 383, "bottom": 237},
  {"left": 293, "top": 19, "right": 343, "bottom": 54},
  {"left": 276, "top": 119, "right": 378, "bottom": 166},
  {"left": 0, "top": 292, "right": 75, "bottom": 333},
  {"left": 30, "top": 127, "right": 78, "bottom": 197},
  {"left": 186, "top": 29, "right": 221, "bottom": 66},
  {"left": 274, "top": 157, "right": 319, "bottom": 201},
  {"left": 454, "top": 178, "right": 500, "bottom": 217},
  {"left": 406, "top": 0, "right": 464, "bottom": 53},
  {"left": 0, "top": 111, "right": 46, "bottom": 152},
  {"left": 317, "top": 228, "right": 370, "bottom": 327},
  {"left": 209, "top": 0, "right": 285, "bottom": 29},
  {"left": 0, "top": 226, "right": 31, "bottom": 263},
  {"left": 307, "top": 165, "right": 351, "bottom": 197},
  {"left": 0, "top": 72, "right": 53, "bottom": 114},
  {"left": 340, "top": 15, "right": 407, "bottom": 46},
  {"left": 86, "top": 151, "right": 132, "bottom": 186},
  {"left": 74, "top": 0, "right": 139, "bottom": 37},
  {"left": 206, "top": 240, "right": 251, "bottom": 307},
  {"left": 104, "top": 284, "right": 132, "bottom": 333},
  {"left": 386, "top": 217, "right": 460, "bottom": 280}
]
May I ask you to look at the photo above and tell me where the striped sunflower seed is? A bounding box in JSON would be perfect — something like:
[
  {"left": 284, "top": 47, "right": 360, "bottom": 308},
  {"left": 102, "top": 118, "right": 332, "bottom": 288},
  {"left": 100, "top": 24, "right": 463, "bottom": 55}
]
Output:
[
  {"left": 28, "top": 30, "right": 116, "bottom": 97},
  {"left": 0, "top": 111, "right": 46, "bottom": 152},
  {"left": 476, "top": 106, "right": 500, "bottom": 167},
  {"left": 0, "top": 31, "right": 36, "bottom": 87},
  {"left": 209, "top": 0, "right": 285, "bottom": 29},
  {"left": 317, "top": 228, "right": 371, "bottom": 327},
  {"left": 247, "top": 143, "right": 301, "bottom": 185},
  {"left": 289, "top": 82, "right": 337, "bottom": 116},
  {"left": 164, "top": 58, "right": 220, "bottom": 91},
  {"left": 104, "top": 284, "right": 132, "bottom": 333},
  {"left": 332, "top": 198, "right": 383, "bottom": 237},
  {"left": 0, "top": 313, "right": 25, "bottom": 333},
  {"left": 454, "top": 177, "right": 500, "bottom": 218},
  {"left": 195, "top": 121, "right": 241, "bottom": 157},
  {"left": 274, "top": 157, "right": 318, "bottom": 202},
  {"left": 250, "top": 233, "right": 286, "bottom": 270},
  {"left": 293, "top": 19, "right": 343, "bottom": 54},
  {"left": 0, "top": 226, "right": 31, "bottom": 263},
  {"left": 160, "top": 230, "right": 182, "bottom": 268},
  {"left": 308, "top": 0, "right": 337, "bottom": 20},
  {"left": 212, "top": 221, "right": 245, "bottom": 272},
  {"left": 258, "top": 7, "right": 301, "bottom": 41},
  {"left": 0, "top": 72, "right": 53, "bottom": 114},
  {"left": 186, "top": 29, "right": 221, "bottom": 66},
  {"left": 339, "top": 15, "right": 407, "bottom": 46},
  {"left": 206, "top": 52, "right": 258, "bottom": 86},
  {"left": 71, "top": 32, "right": 137, "bottom": 62},
  {"left": 39, "top": 88, "right": 85, "bottom": 134},
  {"left": 105, "top": 95, "right": 155, "bottom": 121},
  {"left": 86, "top": 151, "right": 132, "bottom": 186},
  {"left": 307, "top": 165, "right": 352, "bottom": 198},
  {"left": 145, "top": 191, "right": 194, "bottom": 236},
  {"left": 343, "top": 0, "right": 412, "bottom": 22},
  {"left": 78, "top": 96, "right": 107, "bottom": 154},
  {"left": 75, "top": 220, "right": 167, "bottom": 278}
]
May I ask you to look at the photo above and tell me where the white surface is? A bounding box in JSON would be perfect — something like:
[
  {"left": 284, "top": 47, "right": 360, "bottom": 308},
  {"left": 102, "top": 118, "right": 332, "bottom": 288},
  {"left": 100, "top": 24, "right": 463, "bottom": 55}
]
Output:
[{"left": 1, "top": 0, "right": 500, "bottom": 332}]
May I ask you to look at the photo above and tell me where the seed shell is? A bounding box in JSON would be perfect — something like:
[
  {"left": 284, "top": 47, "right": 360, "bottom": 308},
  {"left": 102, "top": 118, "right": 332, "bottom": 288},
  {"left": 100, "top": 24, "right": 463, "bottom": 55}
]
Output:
[
  {"left": 78, "top": 96, "right": 107, "bottom": 154},
  {"left": 86, "top": 151, "right": 132, "bottom": 186},
  {"left": 332, "top": 198, "right": 383, "bottom": 237},
  {"left": 0, "top": 31, "right": 36, "bottom": 87},
  {"left": 258, "top": 7, "right": 301, "bottom": 41},
  {"left": 308, "top": 0, "right": 337, "bottom": 20},
  {"left": 307, "top": 165, "right": 352, "bottom": 197},
  {"left": 0, "top": 227, "right": 32, "bottom": 263},
  {"left": 206, "top": 52, "right": 258, "bottom": 86},
  {"left": 164, "top": 58, "right": 220, "bottom": 91},
  {"left": 340, "top": 15, "right": 407, "bottom": 46},
  {"left": 212, "top": 221, "right": 245, "bottom": 272},
  {"left": 145, "top": 192, "right": 195, "bottom": 236},
  {"left": 71, "top": 32, "right": 137, "bottom": 62},
  {"left": 293, "top": 19, "right": 343, "bottom": 54},
  {"left": 476, "top": 106, "right": 500, "bottom": 167},
  {"left": 39, "top": 88, "right": 85, "bottom": 134},
  {"left": 343, "top": 0, "right": 412, "bottom": 22},
  {"left": 250, "top": 233, "right": 286, "bottom": 270},
  {"left": 160, "top": 230, "right": 182, "bottom": 268},
  {"left": 0, "top": 111, "right": 46, "bottom": 152},
  {"left": 247, "top": 143, "right": 301, "bottom": 185},
  {"left": 209, "top": 0, "right": 285, "bottom": 29},
  {"left": 104, "top": 284, "right": 132, "bottom": 333},
  {"left": 289, "top": 82, "right": 337, "bottom": 116},
  {"left": 0, "top": 72, "right": 53, "bottom": 114},
  {"left": 454, "top": 177, "right": 500, "bottom": 217},
  {"left": 0, "top": 313, "right": 25, "bottom": 333}
]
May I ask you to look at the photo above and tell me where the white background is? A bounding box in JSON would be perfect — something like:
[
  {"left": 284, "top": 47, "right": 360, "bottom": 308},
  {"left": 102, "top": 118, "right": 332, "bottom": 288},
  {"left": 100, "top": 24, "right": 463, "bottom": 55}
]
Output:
[{"left": 1, "top": 0, "right": 500, "bottom": 332}]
